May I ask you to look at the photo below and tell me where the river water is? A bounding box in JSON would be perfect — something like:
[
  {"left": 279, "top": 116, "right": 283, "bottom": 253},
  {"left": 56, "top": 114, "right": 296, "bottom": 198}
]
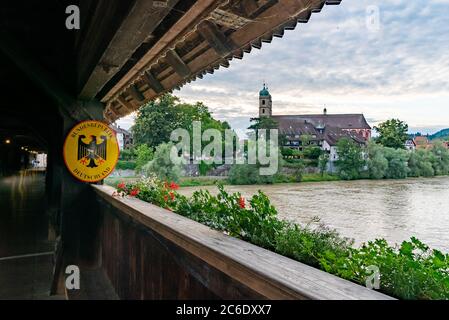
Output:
[{"left": 180, "top": 177, "right": 449, "bottom": 253}]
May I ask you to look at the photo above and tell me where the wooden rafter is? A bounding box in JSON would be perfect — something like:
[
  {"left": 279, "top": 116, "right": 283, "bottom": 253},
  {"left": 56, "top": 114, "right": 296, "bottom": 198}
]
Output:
[
  {"left": 198, "top": 20, "right": 235, "bottom": 57},
  {"left": 79, "top": 0, "right": 181, "bottom": 100},
  {"left": 99, "top": 0, "right": 342, "bottom": 123}
]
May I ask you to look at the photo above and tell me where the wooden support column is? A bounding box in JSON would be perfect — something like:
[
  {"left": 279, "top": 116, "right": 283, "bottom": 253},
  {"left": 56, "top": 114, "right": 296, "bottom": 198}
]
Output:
[{"left": 53, "top": 99, "right": 105, "bottom": 294}]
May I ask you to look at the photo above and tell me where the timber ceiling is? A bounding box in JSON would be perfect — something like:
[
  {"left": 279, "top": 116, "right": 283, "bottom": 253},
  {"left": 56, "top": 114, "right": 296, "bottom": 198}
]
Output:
[
  {"left": 0, "top": 0, "right": 341, "bottom": 124},
  {"left": 94, "top": 0, "right": 342, "bottom": 123}
]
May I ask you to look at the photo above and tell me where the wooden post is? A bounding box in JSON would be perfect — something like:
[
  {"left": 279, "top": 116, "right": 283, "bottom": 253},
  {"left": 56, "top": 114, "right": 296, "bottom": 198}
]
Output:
[{"left": 53, "top": 99, "right": 105, "bottom": 294}]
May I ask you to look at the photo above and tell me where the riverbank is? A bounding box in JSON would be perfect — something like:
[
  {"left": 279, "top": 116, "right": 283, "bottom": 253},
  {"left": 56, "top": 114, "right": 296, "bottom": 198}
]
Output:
[
  {"left": 105, "top": 173, "right": 341, "bottom": 188},
  {"left": 106, "top": 172, "right": 449, "bottom": 189}
]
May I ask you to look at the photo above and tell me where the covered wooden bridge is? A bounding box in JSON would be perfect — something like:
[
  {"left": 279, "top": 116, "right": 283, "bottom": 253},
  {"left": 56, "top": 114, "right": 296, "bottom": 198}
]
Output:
[{"left": 0, "top": 0, "right": 390, "bottom": 300}]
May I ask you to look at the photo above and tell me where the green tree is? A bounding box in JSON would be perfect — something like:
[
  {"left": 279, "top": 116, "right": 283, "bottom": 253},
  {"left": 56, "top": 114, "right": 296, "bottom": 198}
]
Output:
[
  {"left": 430, "top": 141, "right": 449, "bottom": 175},
  {"left": 135, "top": 144, "right": 154, "bottom": 172},
  {"left": 304, "top": 146, "right": 322, "bottom": 160},
  {"left": 335, "top": 138, "right": 366, "bottom": 180},
  {"left": 374, "top": 119, "right": 409, "bottom": 149},
  {"left": 132, "top": 95, "right": 182, "bottom": 148},
  {"left": 143, "top": 142, "right": 183, "bottom": 182},
  {"left": 248, "top": 117, "right": 279, "bottom": 141},
  {"left": 132, "top": 94, "right": 231, "bottom": 154},
  {"left": 383, "top": 147, "right": 410, "bottom": 179},
  {"left": 248, "top": 116, "right": 279, "bottom": 132},
  {"left": 408, "top": 150, "right": 435, "bottom": 177},
  {"left": 367, "top": 142, "right": 388, "bottom": 179},
  {"left": 318, "top": 153, "right": 330, "bottom": 176}
]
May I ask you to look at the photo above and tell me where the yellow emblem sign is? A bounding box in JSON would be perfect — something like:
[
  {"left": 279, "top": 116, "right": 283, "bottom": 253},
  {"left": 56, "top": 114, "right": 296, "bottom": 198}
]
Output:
[{"left": 63, "top": 120, "right": 119, "bottom": 183}]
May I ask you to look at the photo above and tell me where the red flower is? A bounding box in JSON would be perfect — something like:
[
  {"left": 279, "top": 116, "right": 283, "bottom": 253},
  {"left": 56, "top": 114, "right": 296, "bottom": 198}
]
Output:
[
  {"left": 117, "top": 182, "right": 125, "bottom": 189},
  {"left": 168, "top": 182, "right": 179, "bottom": 190},
  {"left": 164, "top": 195, "right": 169, "bottom": 202},
  {"left": 169, "top": 192, "right": 176, "bottom": 201},
  {"left": 238, "top": 196, "right": 246, "bottom": 209},
  {"left": 130, "top": 188, "right": 140, "bottom": 197}
]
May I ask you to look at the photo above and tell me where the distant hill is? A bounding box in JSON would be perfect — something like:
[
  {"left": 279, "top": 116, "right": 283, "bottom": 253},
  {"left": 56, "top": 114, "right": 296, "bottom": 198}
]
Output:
[{"left": 429, "top": 128, "right": 449, "bottom": 141}]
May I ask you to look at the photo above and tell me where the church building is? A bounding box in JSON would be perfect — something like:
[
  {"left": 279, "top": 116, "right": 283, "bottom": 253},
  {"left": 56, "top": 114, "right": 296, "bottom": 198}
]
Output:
[{"left": 258, "top": 84, "right": 372, "bottom": 163}]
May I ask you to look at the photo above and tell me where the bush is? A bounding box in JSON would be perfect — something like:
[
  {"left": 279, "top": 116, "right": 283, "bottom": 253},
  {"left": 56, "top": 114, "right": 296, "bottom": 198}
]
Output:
[
  {"left": 367, "top": 142, "right": 388, "bottom": 179},
  {"left": 116, "top": 160, "right": 137, "bottom": 171},
  {"left": 408, "top": 150, "right": 435, "bottom": 177},
  {"left": 322, "top": 238, "right": 449, "bottom": 300},
  {"left": 199, "top": 160, "right": 214, "bottom": 176},
  {"left": 228, "top": 164, "right": 268, "bottom": 185},
  {"left": 142, "top": 142, "right": 183, "bottom": 182},
  {"left": 303, "top": 146, "right": 322, "bottom": 160},
  {"left": 275, "top": 220, "right": 353, "bottom": 268},
  {"left": 135, "top": 144, "right": 154, "bottom": 172},
  {"left": 383, "top": 147, "right": 410, "bottom": 179},
  {"left": 430, "top": 142, "right": 449, "bottom": 175},
  {"left": 119, "top": 148, "right": 136, "bottom": 161}
]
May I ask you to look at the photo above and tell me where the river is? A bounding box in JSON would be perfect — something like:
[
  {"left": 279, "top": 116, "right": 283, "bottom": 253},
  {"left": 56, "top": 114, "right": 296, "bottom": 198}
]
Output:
[{"left": 180, "top": 177, "right": 449, "bottom": 252}]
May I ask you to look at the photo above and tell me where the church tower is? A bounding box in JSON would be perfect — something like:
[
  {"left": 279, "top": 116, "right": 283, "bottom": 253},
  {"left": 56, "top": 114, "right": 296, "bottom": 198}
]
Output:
[{"left": 259, "top": 83, "right": 272, "bottom": 117}]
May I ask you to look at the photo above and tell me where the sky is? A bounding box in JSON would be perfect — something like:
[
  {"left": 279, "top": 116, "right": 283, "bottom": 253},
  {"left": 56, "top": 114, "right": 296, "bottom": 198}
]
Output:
[{"left": 117, "top": 0, "right": 449, "bottom": 138}]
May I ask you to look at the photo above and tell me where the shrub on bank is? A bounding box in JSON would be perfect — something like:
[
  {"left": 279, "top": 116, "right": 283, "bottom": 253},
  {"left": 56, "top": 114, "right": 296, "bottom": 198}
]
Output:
[
  {"left": 116, "top": 160, "right": 137, "bottom": 171},
  {"left": 341, "top": 140, "right": 449, "bottom": 180},
  {"left": 115, "top": 177, "right": 449, "bottom": 300}
]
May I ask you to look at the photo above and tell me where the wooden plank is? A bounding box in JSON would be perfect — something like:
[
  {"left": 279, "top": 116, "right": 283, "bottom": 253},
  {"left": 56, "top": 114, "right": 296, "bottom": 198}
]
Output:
[
  {"left": 164, "top": 50, "right": 191, "bottom": 79},
  {"left": 92, "top": 185, "right": 394, "bottom": 300},
  {"left": 76, "top": 0, "right": 135, "bottom": 93}
]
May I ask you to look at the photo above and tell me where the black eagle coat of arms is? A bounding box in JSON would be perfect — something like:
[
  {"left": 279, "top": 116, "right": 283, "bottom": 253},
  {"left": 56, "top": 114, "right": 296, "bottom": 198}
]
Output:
[{"left": 77, "top": 135, "right": 108, "bottom": 168}]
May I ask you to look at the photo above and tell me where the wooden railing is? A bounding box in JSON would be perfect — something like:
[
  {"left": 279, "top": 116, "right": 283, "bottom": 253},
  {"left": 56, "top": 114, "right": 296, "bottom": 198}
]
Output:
[{"left": 91, "top": 185, "right": 394, "bottom": 300}]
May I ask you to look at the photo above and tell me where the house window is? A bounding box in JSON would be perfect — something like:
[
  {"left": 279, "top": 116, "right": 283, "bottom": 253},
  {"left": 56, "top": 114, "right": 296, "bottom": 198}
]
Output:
[
  {"left": 262, "top": 100, "right": 266, "bottom": 105},
  {"left": 262, "top": 109, "right": 265, "bottom": 114}
]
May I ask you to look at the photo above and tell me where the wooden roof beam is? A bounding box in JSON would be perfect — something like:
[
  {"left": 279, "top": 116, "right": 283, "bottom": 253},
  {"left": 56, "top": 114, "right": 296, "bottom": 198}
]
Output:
[
  {"left": 116, "top": 95, "right": 134, "bottom": 113},
  {"left": 129, "top": 85, "right": 146, "bottom": 103},
  {"left": 79, "top": 0, "right": 180, "bottom": 100},
  {"left": 143, "top": 71, "right": 165, "bottom": 94},
  {"left": 165, "top": 49, "right": 191, "bottom": 79},
  {"left": 101, "top": 0, "right": 224, "bottom": 103},
  {"left": 198, "top": 20, "right": 235, "bottom": 58}
]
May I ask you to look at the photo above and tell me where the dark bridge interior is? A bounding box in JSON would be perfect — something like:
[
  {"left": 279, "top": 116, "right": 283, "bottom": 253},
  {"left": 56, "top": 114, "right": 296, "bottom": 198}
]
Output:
[
  {"left": 0, "top": 0, "right": 343, "bottom": 300},
  {"left": 0, "top": 1, "right": 74, "bottom": 299}
]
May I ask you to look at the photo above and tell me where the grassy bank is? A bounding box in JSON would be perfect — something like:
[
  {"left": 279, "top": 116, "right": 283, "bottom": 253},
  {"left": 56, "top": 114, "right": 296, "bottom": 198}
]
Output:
[
  {"left": 106, "top": 176, "right": 228, "bottom": 188},
  {"left": 106, "top": 173, "right": 341, "bottom": 188}
]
